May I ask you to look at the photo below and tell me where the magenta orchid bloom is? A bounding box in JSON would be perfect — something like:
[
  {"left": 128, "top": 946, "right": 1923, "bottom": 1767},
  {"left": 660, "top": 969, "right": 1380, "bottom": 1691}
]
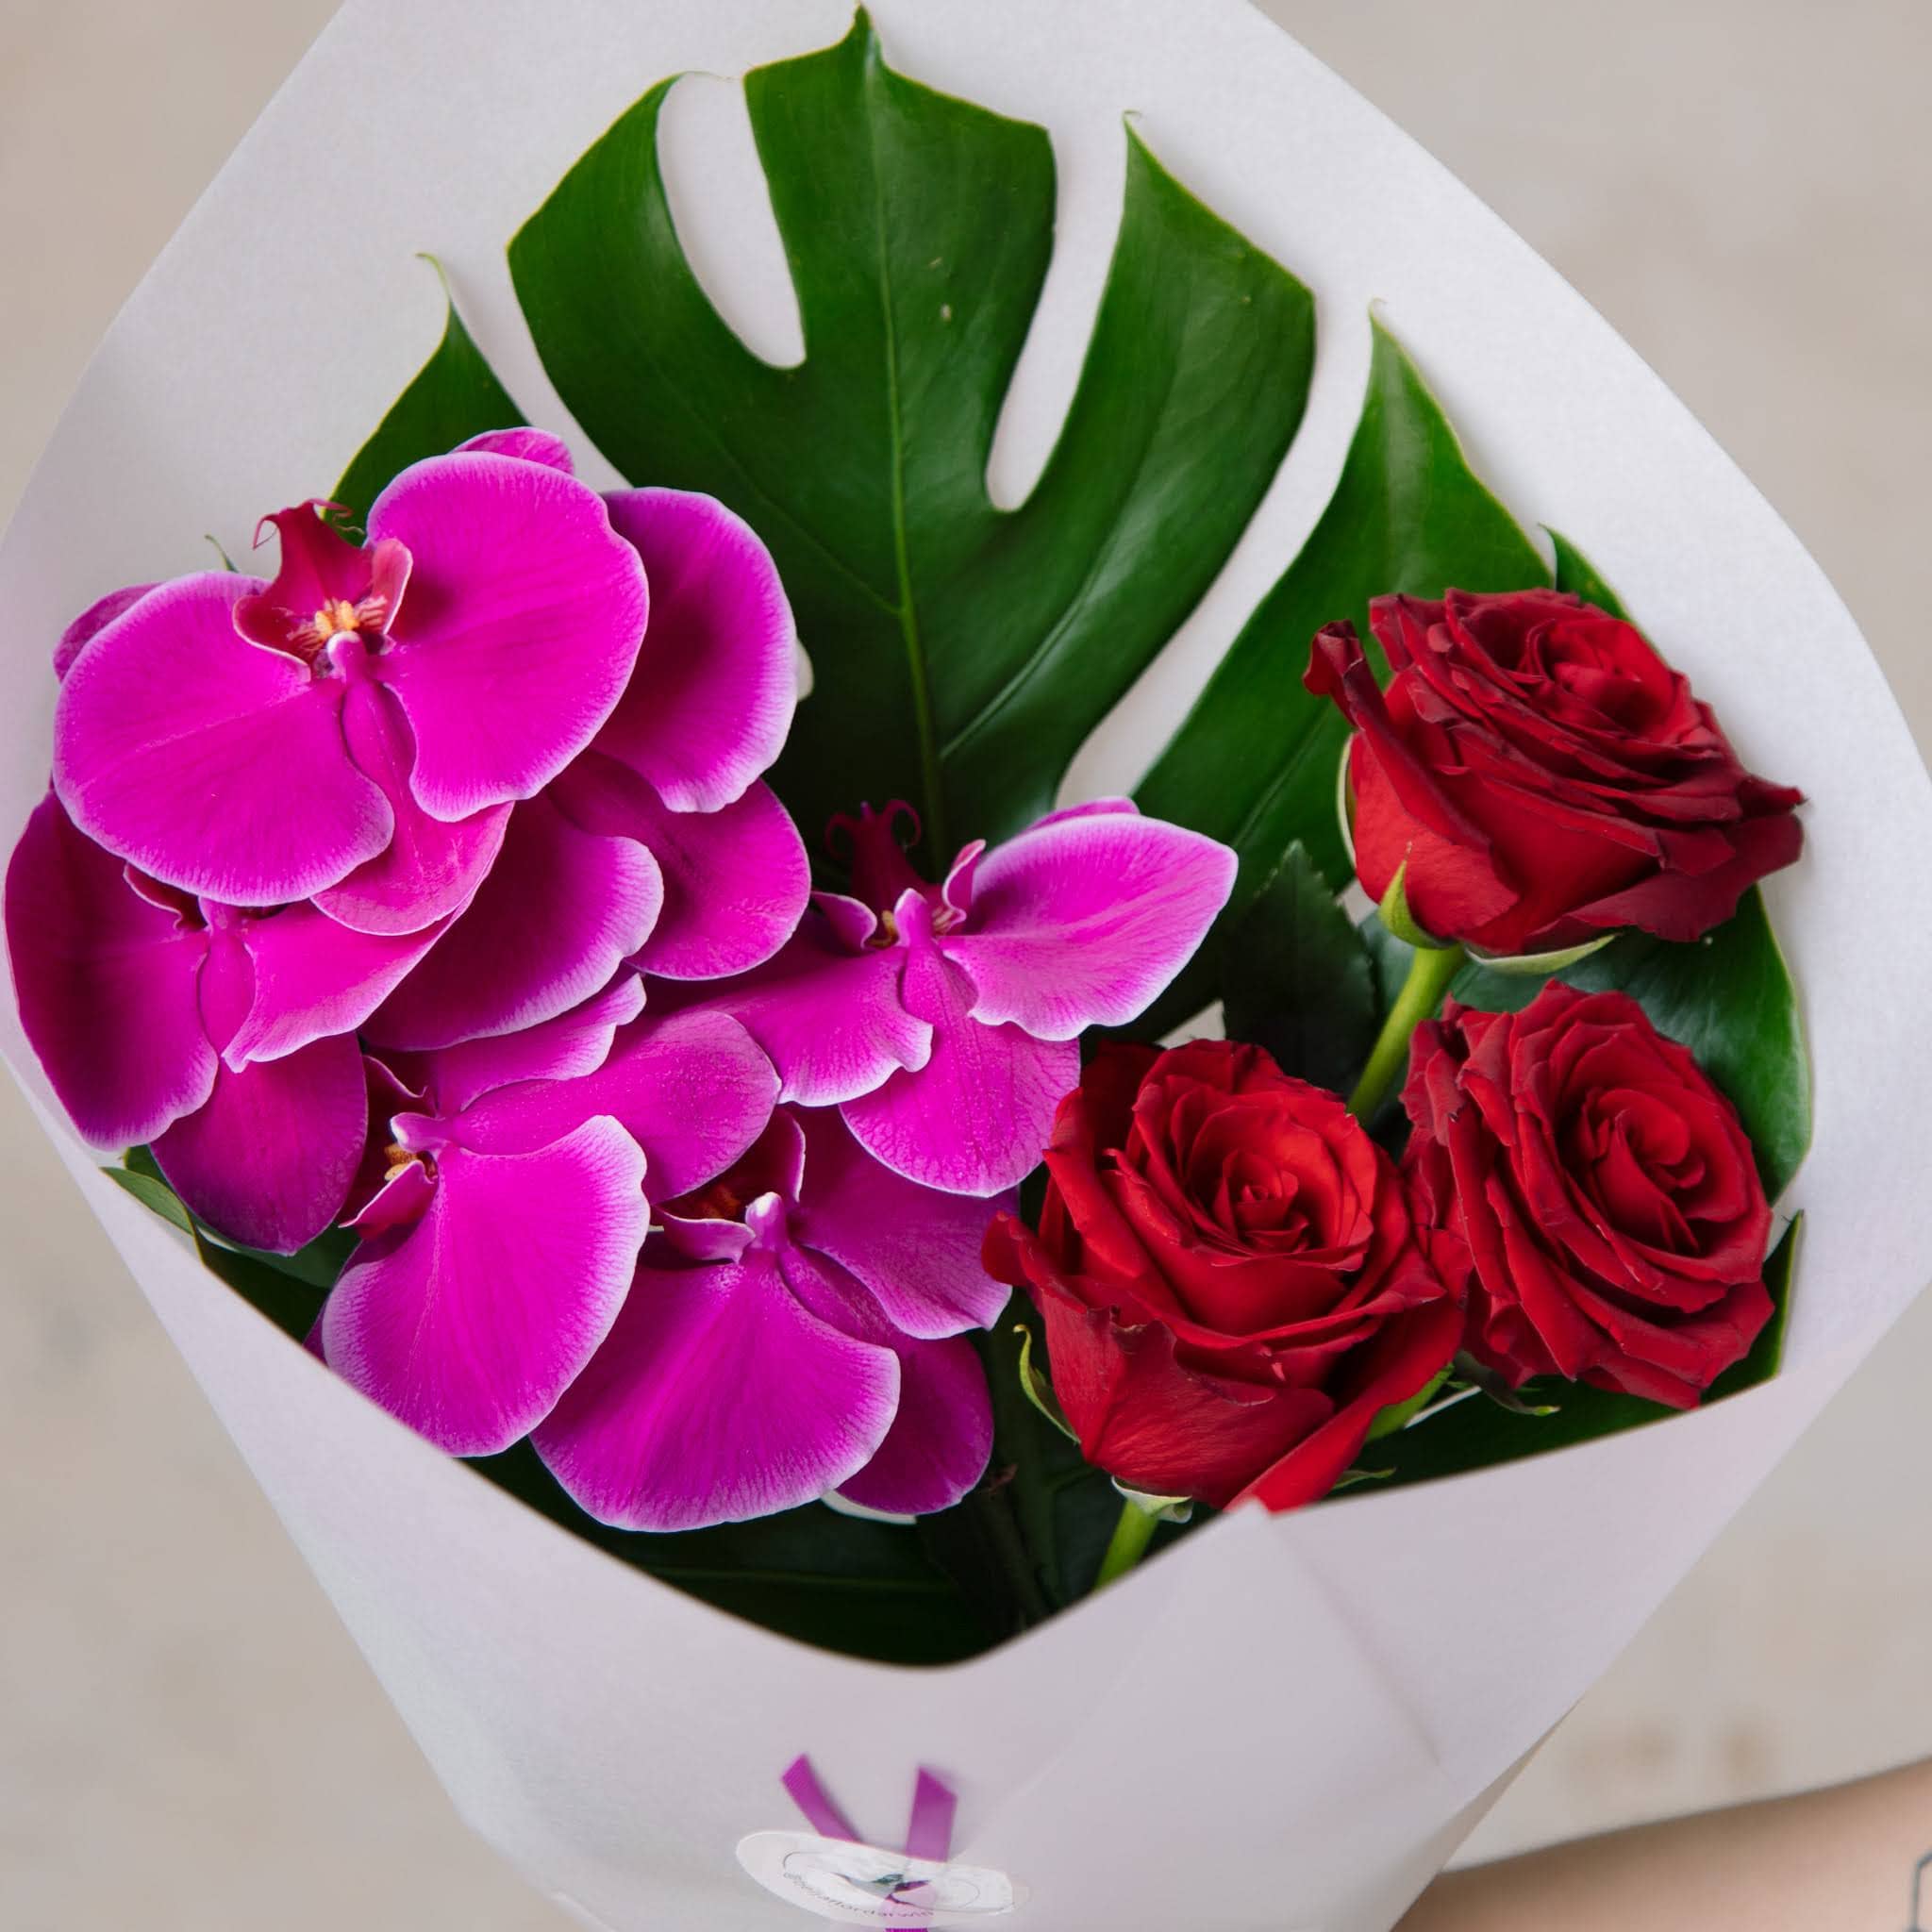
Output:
[
  {"left": 52, "top": 445, "right": 649, "bottom": 926},
  {"left": 668, "top": 799, "right": 1237, "bottom": 1197},
  {"left": 533, "top": 1106, "right": 1006, "bottom": 1531},
  {"left": 355, "top": 431, "right": 810, "bottom": 1051},
  {"left": 0, "top": 792, "right": 453, "bottom": 1250},
  {"left": 319, "top": 980, "right": 777, "bottom": 1457}
]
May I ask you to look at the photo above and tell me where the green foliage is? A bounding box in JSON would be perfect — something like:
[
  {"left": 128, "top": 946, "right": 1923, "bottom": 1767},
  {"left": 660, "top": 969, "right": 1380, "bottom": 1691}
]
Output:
[
  {"left": 508, "top": 9, "right": 1315, "bottom": 863},
  {"left": 107, "top": 1149, "right": 341, "bottom": 1342},
  {"left": 1221, "top": 843, "right": 1378, "bottom": 1091},
  {"left": 332, "top": 261, "right": 525, "bottom": 524}
]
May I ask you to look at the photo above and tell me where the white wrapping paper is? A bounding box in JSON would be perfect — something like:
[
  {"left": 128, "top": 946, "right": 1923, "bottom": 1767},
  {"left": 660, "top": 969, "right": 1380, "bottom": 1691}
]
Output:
[{"left": 5, "top": 2, "right": 1929, "bottom": 1927}]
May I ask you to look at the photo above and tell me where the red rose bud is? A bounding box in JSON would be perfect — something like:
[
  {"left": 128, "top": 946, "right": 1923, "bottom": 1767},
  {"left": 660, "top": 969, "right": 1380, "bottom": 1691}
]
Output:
[
  {"left": 982, "top": 1041, "right": 1463, "bottom": 1511},
  {"left": 1403, "top": 982, "right": 1774, "bottom": 1407},
  {"left": 1305, "top": 590, "right": 1803, "bottom": 956}
]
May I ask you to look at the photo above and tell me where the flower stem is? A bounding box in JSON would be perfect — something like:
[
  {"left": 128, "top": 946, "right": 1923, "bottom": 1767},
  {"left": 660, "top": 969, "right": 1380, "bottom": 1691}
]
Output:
[
  {"left": 1347, "top": 941, "right": 1467, "bottom": 1122},
  {"left": 1093, "top": 1496, "right": 1161, "bottom": 1591}
]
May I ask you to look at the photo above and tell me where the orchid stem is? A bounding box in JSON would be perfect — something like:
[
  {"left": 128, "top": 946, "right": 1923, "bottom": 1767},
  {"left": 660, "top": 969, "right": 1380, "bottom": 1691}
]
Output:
[
  {"left": 1347, "top": 941, "right": 1466, "bottom": 1122},
  {"left": 1093, "top": 1497, "right": 1161, "bottom": 1591}
]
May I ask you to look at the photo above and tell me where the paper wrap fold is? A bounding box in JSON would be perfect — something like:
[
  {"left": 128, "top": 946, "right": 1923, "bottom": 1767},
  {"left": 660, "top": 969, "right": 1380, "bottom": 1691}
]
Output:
[{"left": 5, "top": 2, "right": 1928, "bottom": 1927}]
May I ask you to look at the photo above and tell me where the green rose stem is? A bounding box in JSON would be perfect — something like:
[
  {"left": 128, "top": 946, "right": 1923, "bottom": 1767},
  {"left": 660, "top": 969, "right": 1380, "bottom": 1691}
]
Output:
[
  {"left": 1346, "top": 941, "right": 1467, "bottom": 1121},
  {"left": 1093, "top": 1495, "right": 1163, "bottom": 1591}
]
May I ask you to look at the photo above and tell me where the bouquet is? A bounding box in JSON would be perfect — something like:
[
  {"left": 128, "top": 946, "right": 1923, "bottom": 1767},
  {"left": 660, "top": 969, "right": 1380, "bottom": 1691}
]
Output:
[{"left": 5, "top": 5, "right": 1926, "bottom": 1928}]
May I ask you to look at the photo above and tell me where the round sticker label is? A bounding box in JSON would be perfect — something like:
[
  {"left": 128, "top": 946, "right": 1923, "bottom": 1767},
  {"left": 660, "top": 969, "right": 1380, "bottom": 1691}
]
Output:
[{"left": 735, "top": 1829, "right": 1023, "bottom": 1924}]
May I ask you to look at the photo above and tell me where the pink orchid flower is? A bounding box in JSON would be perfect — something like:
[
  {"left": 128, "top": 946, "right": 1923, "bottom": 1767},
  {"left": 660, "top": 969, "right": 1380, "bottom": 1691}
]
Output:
[
  {"left": 349, "top": 430, "right": 810, "bottom": 1052},
  {"left": 533, "top": 1106, "right": 1007, "bottom": 1532},
  {"left": 1, "top": 792, "right": 456, "bottom": 1250},
  {"left": 667, "top": 799, "right": 1237, "bottom": 1197},
  {"left": 52, "top": 444, "right": 649, "bottom": 926},
  {"left": 319, "top": 980, "right": 777, "bottom": 1457}
]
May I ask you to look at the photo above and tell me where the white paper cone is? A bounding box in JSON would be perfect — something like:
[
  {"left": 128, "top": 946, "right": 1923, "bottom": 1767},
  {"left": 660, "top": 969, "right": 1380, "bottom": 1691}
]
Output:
[{"left": 6, "top": 3, "right": 1929, "bottom": 1928}]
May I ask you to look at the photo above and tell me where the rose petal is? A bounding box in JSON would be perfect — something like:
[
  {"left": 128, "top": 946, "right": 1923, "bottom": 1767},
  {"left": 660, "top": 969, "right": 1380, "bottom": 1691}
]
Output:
[
  {"left": 554, "top": 756, "right": 808, "bottom": 982},
  {"left": 152, "top": 1032, "right": 366, "bottom": 1252},
  {"left": 365, "top": 791, "right": 662, "bottom": 1051},
  {"left": 5, "top": 792, "right": 216, "bottom": 1147},
  {"left": 946, "top": 806, "right": 1236, "bottom": 1040},
  {"left": 367, "top": 452, "right": 648, "bottom": 818},
  {"left": 532, "top": 1249, "right": 898, "bottom": 1531},
  {"left": 322, "top": 1119, "right": 648, "bottom": 1455},
  {"left": 791, "top": 1108, "right": 1011, "bottom": 1339},
  {"left": 312, "top": 681, "right": 511, "bottom": 934},
  {"left": 594, "top": 489, "right": 797, "bottom": 811},
  {"left": 53, "top": 573, "right": 389, "bottom": 902},
  {"left": 1234, "top": 1292, "right": 1466, "bottom": 1511},
  {"left": 842, "top": 897, "right": 1077, "bottom": 1196}
]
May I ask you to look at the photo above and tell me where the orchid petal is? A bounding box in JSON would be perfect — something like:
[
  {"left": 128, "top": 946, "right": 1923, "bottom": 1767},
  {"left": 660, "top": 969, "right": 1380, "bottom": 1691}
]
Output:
[
  {"left": 312, "top": 681, "right": 510, "bottom": 934},
  {"left": 532, "top": 1249, "right": 898, "bottom": 1532},
  {"left": 52, "top": 573, "right": 389, "bottom": 903},
  {"left": 152, "top": 1032, "right": 366, "bottom": 1252},
  {"left": 365, "top": 791, "right": 662, "bottom": 1051},
  {"left": 594, "top": 489, "right": 797, "bottom": 811},
  {"left": 1031, "top": 797, "right": 1142, "bottom": 825},
  {"left": 661, "top": 910, "right": 929, "bottom": 1107},
  {"left": 343, "top": 1158, "right": 437, "bottom": 1237},
  {"left": 5, "top": 793, "right": 215, "bottom": 1147},
  {"left": 223, "top": 901, "right": 454, "bottom": 1068},
  {"left": 232, "top": 504, "right": 399, "bottom": 649},
  {"left": 54, "top": 582, "right": 158, "bottom": 679},
  {"left": 457, "top": 428, "right": 575, "bottom": 473},
  {"left": 786, "top": 1251, "right": 992, "bottom": 1517},
  {"left": 456, "top": 1010, "right": 775, "bottom": 1200},
  {"left": 554, "top": 753, "right": 808, "bottom": 981},
  {"left": 406, "top": 976, "right": 646, "bottom": 1116},
  {"left": 842, "top": 899, "right": 1076, "bottom": 1196},
  {"left": 946, "top": 808, "right": 1237, "bottom": 1040},
  {"left": 322, "top": 1119, "right": 648, "bottom": 1455},
  {"left": 367, "top": 452, "right": 648, "bottom": 818},
  {"left": 792, "top": 1108, "right": 1011, "bottom": 1338}
]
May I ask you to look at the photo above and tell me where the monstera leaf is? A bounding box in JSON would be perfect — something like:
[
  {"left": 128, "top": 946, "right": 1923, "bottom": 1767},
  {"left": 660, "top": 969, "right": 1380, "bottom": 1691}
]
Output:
[{"left": 507, "top": 9, "right": 1316, "bottom": 862}]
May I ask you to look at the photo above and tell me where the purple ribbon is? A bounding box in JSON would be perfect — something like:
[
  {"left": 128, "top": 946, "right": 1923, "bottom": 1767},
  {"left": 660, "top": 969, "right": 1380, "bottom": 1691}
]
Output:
[{"left": 782, "top": 1754, "right": 958, "bottom": 1865}]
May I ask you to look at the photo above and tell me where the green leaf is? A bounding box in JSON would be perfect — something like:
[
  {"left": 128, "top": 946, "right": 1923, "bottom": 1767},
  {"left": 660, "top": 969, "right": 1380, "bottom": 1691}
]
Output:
[
  {"left": 1364, "top": 1363, "right": 1454, "bottom": 1441},
  {"left": 1014, "top": 1323, "right": 1076, "bottom": 1441},
  {"left": 1375, "top": 858, "right": 1440, "bottom": 950},
  {"left": 108, "top": 1151, "right": 334, "bottom": 1343},
  {"left": 1367, "top": 884, "right": 1809, "bottom": 1198},
  {"left": 1135, "top": 319, "right": 1546, "bottom": 1033},
  {"left": 1369, "top": 1217, "right": 1801, "bottom": 1490},
  {"left": 332, "top": 261, "right": 526, "bottom": 524},
  {"left": 508, "top": 9, "right": 1316, "bottom": 863},
  {"left": 105, "top": 1160, "right": 193, "bottom": 1237},
  {"left": 1220, "top": 842, "right": 1377, "bottom": 1091},
  {"left": 1547, "top": 527, "right": 1629, "bottom": 618},
  {"left": 1707, "top": 1213, "right": 1802, "bottom": 1401}
]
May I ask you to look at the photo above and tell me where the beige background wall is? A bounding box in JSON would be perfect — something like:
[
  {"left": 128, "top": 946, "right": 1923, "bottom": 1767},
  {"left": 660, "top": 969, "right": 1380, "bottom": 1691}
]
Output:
[{"left": 2, "top": 1, "right": 1928, "bottom": 1924}]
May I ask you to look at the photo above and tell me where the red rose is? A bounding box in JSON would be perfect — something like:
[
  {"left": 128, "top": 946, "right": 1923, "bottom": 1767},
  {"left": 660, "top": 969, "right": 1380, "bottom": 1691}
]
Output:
[
  {"left": 982, "top": 1040, "right": 1462, "bottom": 1511},
  {"left": 1404, "top": 981, "right": 1774, "bottom": 1407},
  {"left": 1305, "top": 589, "right": 1803, "bottom": 956}
]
